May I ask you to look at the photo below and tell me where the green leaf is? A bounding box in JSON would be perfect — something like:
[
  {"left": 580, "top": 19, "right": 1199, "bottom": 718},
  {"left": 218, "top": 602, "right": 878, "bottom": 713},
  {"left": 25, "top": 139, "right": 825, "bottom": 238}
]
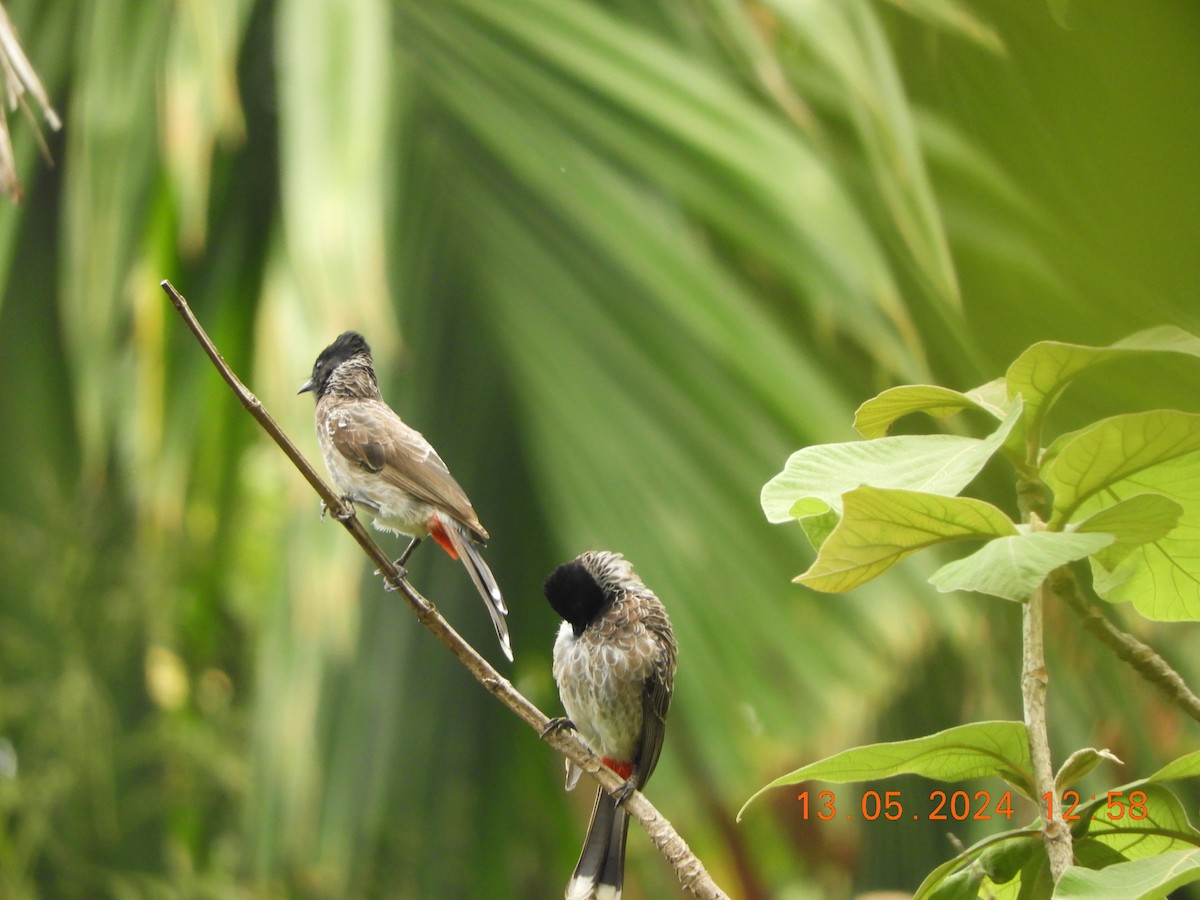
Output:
[
  {"left": 912, "top": 830, "right": 1043, "bottom": 900},
  {"left": 926, "top": 867, "right": 984, "bottom": 900},
  {"left": 1080, "top": 451, "right": 1200, "bottom": 620},
  {"left": 980, "top": 836, "right": 1037, "bottom": 885},
  {"left": 762, "top": 398, "right": 1022, "bottom": 523},
  {"left": 1055, "top": 747, "right": 1122, "bottom": 793},
  {"left": 448, "top": 0, "right": 930, "bottom": 382},
  {"left": 1075, "top": 493, "right": 1184, "bottom": 571},
  {"left": 1075, "top": 784, "right": 1200, "bottom": 859},
  {"left": 798, "top": 507, "right": 840, "bottom": 552},
  {"left": 853, "top": 384, "right": 1002, "bottom": 438},
  {"left": 1006, "top": 325, "right": 1200, "bottom": 449},
  {"left": 966, "top": 377, "right": 1011, "bottom": 414},
  {"left": 737, "top": 720, "right": 1034, "bottom": 820},
  {"left": 876, "top": 0, "right": 1005, "bottom": 53},
  {"left": 1014, "top": 849, "right": 1053, "bottom": 900},
  {"left": 1148, "top": 750, "right": 1200, "bottom": 783},
  {"left": 796, "top": 487, "right": 1017, "bottom": 592},
  {"left": 929, "top": 531, "right": 1114, "bottom": 602},
  {"left": 1071, "top": 836, "right": 1129, "bottom": 871},
  {"left": 1054, "top": 850, "right": 1200, "bottom": 899},
  {"left": 1044, "top": 410, "right": 1200, "bottom": 527},
  {"left": 762, "top": 0, "right": 961, "bottom": 313}
]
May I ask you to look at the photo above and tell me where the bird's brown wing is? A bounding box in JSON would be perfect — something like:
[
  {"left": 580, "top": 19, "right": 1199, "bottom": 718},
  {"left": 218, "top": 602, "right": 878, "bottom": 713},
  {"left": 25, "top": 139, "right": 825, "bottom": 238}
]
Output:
[
  {"left": 635, "top": 673, "right": 672, "bottom": 789},
  {"left": 634, "top": 609, "right": 677, "bottom": 788},
  {"left": 327, "top": 399, "right": 487, "bottom": 538}
]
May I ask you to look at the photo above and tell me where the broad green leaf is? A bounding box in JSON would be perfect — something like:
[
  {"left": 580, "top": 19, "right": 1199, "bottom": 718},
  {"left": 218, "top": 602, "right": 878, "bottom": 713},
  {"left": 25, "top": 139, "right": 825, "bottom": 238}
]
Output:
[
  {"left": 1078, "top": 450, "right": 1200, "bottom": 620},
  {"left": 1075, "top": 493, "right": 1183, "bottom": 571},
  {"left": 762, "top": 398, "right": 1022, "bottom": 523},
  {"left": 1149, "top": 750, "right": 1200, "bottom": 783},
  {"left": 1055, "top": 748, "right": 1122, "bottom": 793},
  {"left": 1044, "top": 410, "right": 1200, "bottom": 527},
  {"left": 1076, "top": 784, "right": 1200, "bottom": 859},
  {"left": 796, "top": 487, "right": 1017, "bottom": 592},
  {"left": 1007, "top": 325, "right": 1200, "bottom": 448},
  {"left": 1055, "top": 850, "right": 1200, "bottom": 900},
  {"left": 853, "top": 384, "right": 1001, "bottom": 438},
  {"left": 929, "top": 531, "right": 1114, "bottom": 602},
  {"left": 737, "top": 721, "right": 1034, "bottom": 820}
]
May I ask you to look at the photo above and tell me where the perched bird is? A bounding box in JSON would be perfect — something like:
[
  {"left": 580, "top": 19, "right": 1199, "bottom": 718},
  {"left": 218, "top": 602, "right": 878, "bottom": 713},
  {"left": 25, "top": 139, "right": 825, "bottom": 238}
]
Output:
[
  {"left": 543, "top": 551, "right": 677, "bottom": 900},
  {"left": 299, "top": 331, "right": 511, "bottom": 661}
]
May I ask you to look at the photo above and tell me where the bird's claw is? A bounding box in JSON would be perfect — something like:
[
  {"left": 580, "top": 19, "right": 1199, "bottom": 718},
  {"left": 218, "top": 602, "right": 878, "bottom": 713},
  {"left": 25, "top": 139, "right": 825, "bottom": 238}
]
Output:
[
  {"left": 333, "top": 495, "right": 357, "bottom": 522},
  {"left": 612, "top": 779, "right": 636, "bottom": 807},
  {"left": 541, "top": 717, "right": 576, "bottom": 739},
  {"left": 374, "top": 563, "right": 409, "bottom": 591},
  {"left": 320, "top": 496, "right": 357, "bottom": 522}
]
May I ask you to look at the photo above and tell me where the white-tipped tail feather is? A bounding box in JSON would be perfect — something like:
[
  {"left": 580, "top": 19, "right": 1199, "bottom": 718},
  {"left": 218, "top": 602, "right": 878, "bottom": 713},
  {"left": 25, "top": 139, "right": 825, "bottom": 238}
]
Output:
[
  {"left": 437, "top": 512, "right": 512, "bottom": 661},
  {"left": 564, "top": 788, "right": 627, "bottom": 899}
]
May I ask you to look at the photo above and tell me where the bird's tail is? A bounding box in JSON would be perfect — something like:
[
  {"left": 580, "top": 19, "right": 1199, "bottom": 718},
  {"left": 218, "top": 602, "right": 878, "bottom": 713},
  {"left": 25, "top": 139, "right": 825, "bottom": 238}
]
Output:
[
  {"left": 566, "top": 787, "right": 629, "bottom": 900},
  {"left": 435, "top": 512, "right": 512, "bottom": 661}
]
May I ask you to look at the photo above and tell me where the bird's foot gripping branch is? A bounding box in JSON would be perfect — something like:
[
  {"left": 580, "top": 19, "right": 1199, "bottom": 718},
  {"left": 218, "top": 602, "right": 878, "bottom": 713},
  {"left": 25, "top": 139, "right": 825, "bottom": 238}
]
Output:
[{"left": 740, "top": 326, "right": 1200, "bottom": 896}]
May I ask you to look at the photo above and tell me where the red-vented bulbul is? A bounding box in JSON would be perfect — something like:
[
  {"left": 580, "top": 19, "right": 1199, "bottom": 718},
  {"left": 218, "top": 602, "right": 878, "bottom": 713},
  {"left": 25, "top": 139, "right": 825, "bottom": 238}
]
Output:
[
  {"left": 299, "top": 331, "right": 511, "bottom": 661},
  {"left": 543, "top": 551, "right": 677, "bottom": 900}
]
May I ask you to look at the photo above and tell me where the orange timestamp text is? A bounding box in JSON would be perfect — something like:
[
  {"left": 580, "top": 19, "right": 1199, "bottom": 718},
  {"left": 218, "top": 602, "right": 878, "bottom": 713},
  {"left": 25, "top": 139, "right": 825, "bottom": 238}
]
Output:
[{"left": 797, "top": 789, "right": 1149, "bottom": 823}]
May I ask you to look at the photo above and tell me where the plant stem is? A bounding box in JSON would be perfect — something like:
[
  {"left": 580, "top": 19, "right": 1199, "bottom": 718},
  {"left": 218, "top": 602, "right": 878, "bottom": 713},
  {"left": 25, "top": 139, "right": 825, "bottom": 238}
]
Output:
[
  {"left": 161, "top": 280, "right": 728, "bottom": 900},
  {"left": 1017, "top": 469, "right": 1073, "bottom": 879},
  {"left": 1052, "top": 566, "right": 1200, "bottom": 725},
  {"left": 1022, "top": 578, "right": 1072, "bottom": 880}
]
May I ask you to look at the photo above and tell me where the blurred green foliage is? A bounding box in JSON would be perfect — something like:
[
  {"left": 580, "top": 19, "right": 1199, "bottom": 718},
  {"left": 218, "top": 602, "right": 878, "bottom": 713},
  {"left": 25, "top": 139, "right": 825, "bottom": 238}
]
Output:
[{"left": 0, "top": 1, "right": 1198, "bottom": 897}]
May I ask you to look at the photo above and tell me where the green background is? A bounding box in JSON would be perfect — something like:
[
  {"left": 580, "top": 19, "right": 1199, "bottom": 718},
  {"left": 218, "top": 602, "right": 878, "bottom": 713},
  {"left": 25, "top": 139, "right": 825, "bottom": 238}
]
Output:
[{"left": 1, "top": 1, "right": 1198, "bottom": 897}]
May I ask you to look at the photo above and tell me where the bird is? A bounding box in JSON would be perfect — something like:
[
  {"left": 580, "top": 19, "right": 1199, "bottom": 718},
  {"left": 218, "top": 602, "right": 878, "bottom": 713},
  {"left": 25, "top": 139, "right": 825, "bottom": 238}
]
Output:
[
  {"left": 543, "top": 551, "right": 677, "bottom": 900},
  {"left": 299, "top": 331, "right": 511, "bottom": 661}
]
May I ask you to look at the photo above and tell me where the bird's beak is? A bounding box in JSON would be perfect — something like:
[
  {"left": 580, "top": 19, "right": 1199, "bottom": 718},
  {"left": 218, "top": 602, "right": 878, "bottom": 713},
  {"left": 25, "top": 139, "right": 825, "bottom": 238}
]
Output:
[{"left": 297, "top": 379, "right": 315, "bottom": 395}]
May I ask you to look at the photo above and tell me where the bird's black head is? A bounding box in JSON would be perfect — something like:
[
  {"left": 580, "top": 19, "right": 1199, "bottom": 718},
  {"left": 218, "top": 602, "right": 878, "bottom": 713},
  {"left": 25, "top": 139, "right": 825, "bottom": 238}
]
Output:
[
  {"left": 298, "top": 331, "right": 374, "bottom": 398},
  {"left": 544, "top": 559, "right": 611, "bottom": 637}
]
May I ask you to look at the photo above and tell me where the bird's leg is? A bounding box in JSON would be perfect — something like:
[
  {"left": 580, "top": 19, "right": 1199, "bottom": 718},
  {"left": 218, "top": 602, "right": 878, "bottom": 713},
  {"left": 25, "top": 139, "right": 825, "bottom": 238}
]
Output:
[
  {"left": 376, "top": 536, "right": 421, "bottom": 592},
  {"left": 540, "top": 717, "right": 577, "bottom": 739},
  {"left": 394, "top": 536, "right": 422, "bottom": 569}
]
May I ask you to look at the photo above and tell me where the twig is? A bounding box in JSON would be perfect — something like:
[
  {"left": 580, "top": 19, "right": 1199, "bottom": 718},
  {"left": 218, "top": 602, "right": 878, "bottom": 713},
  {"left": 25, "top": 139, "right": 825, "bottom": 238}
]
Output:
[
  {"left": 160, "top": 280, "right": 728, "bottom": 900},
  {"left": 1052, "top": 565, "right": 1200, "bottom": 725}
]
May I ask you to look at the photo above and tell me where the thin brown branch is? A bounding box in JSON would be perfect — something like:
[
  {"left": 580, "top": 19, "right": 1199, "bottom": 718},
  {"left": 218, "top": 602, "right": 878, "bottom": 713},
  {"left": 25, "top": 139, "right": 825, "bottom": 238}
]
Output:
[
  {"left": 161, "top": 279, "right": 728, "bottom": 900},
  {"left": 1051, "top": 565, "right": 1200, "bottom": 725}
]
